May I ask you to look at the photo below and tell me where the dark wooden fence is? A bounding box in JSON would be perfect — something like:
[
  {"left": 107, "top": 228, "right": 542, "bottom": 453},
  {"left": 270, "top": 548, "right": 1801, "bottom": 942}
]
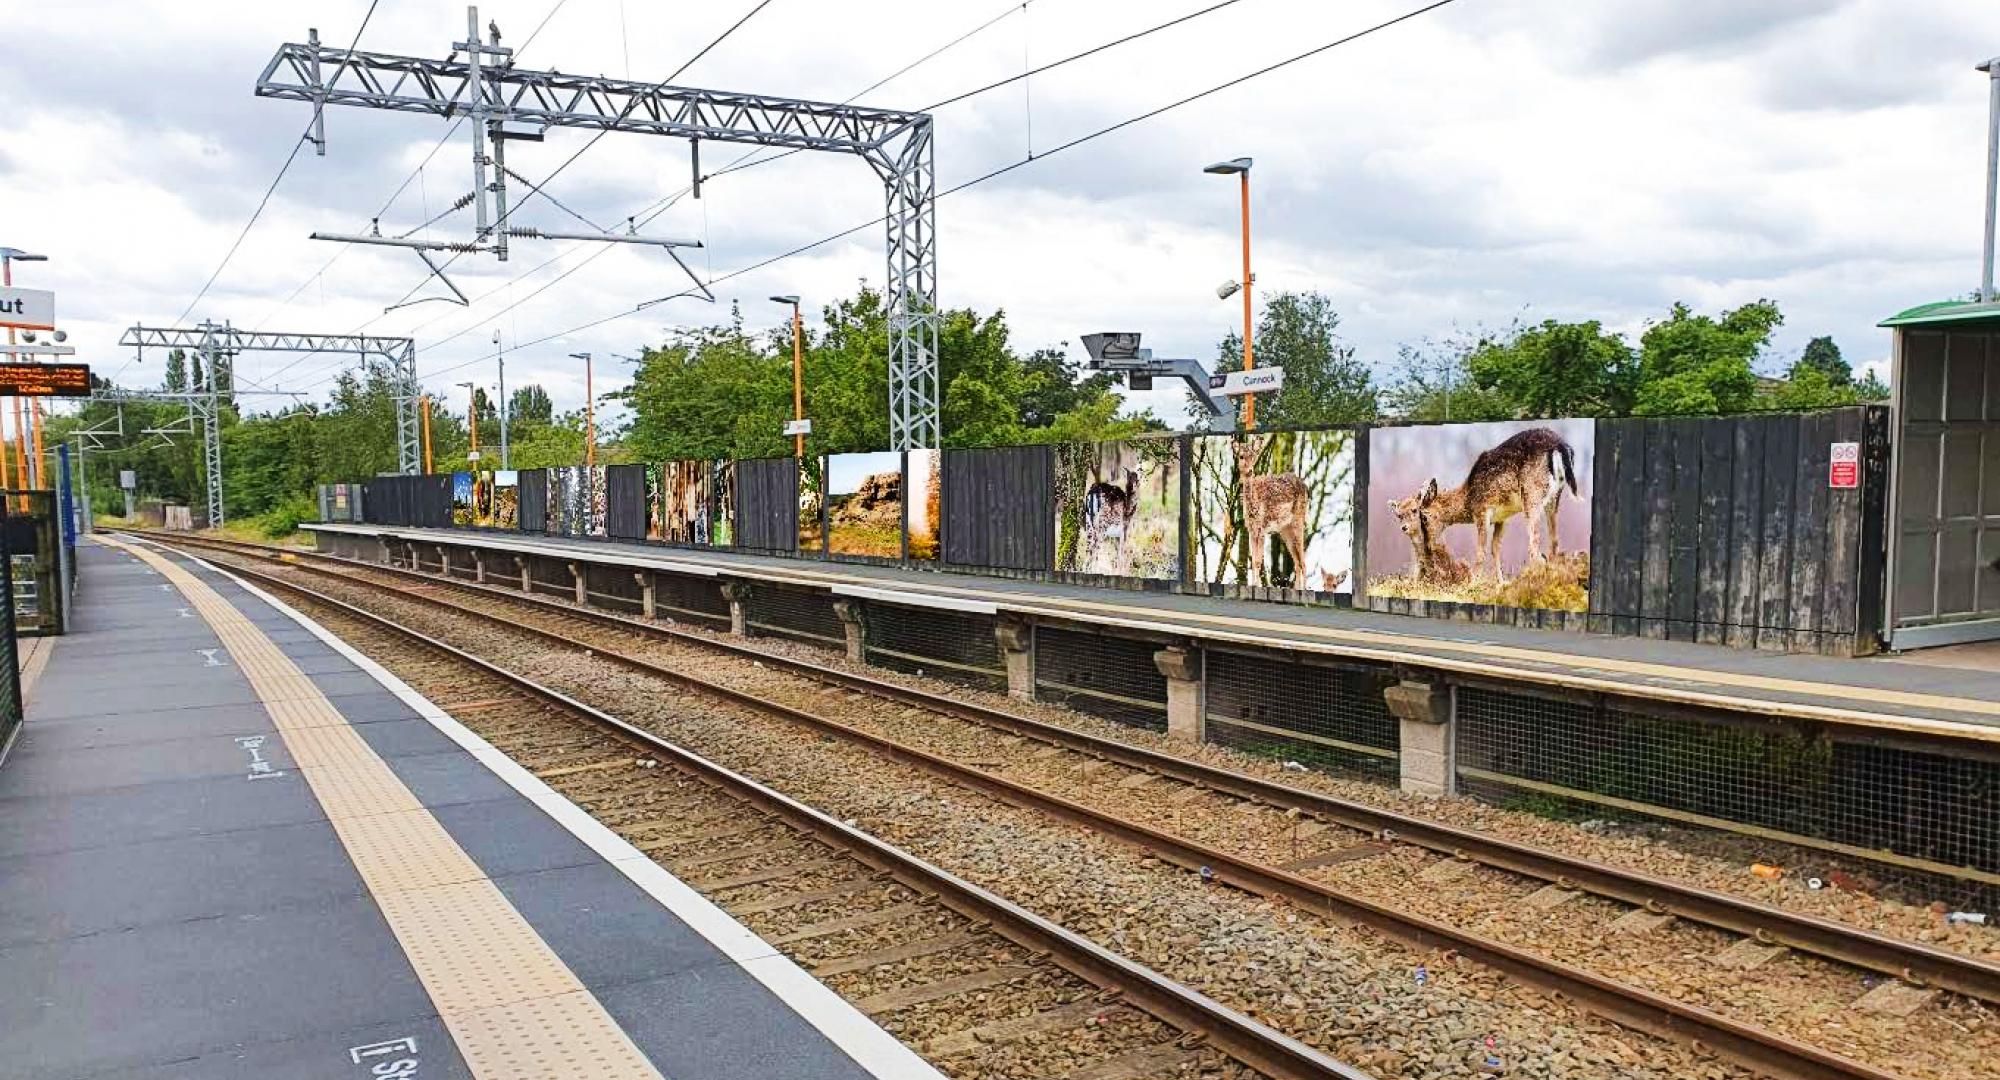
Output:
[
  {"left": 605, "top": 464, "right": 648, "bottom": 540},
  {"left": 1589, "top": 406, "right": 1889, "bottom": 654},
  {"left": 335, "top": 407, "right": 1895, "bottom": 656},
  {"left": 734, "top": 457, "right": 798, "bottom": 553},
  {"left": 942, "top": 445, "right": 1053, "bottom": 571}
]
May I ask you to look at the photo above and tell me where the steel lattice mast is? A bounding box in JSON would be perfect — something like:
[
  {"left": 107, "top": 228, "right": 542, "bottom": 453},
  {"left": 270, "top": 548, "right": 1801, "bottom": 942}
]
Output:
[
  {"left": 255, "top": 7, "right": 942, "bottom": 449},
  {"left": 119, "top": 323, "right": 419, "bottom": 525}
]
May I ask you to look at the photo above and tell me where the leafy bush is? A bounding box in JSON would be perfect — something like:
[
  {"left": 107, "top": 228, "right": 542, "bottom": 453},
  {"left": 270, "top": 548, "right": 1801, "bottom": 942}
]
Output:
[{"left": 257, "top": 493, "right": 319, "bottom": 540}]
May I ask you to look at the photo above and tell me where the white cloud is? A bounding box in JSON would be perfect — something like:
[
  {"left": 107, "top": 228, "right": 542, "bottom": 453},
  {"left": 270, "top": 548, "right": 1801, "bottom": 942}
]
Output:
[{"left": 5, "top": 0, "right": 1998, "bottom": 431}]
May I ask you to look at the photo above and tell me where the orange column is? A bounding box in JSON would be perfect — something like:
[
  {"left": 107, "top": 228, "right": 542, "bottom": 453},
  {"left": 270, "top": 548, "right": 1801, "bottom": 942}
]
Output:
[
  {"left": 12, "top": 398, "right": 26, "bottom": 490},
  {"left": 0, "top": 408, "right": 12, "bottom": 492},
  {"left": 1238, "top": 170, "right": 1255, "bottom": 431},
  {"left": 420, "top": 394, "right": 434, "bottom": 473},
  {"left": 30, "top": 399, "right": 44, "bottom": 489},
  {"left": 585, "top": 356, "right": 595, "bottom": 469}
]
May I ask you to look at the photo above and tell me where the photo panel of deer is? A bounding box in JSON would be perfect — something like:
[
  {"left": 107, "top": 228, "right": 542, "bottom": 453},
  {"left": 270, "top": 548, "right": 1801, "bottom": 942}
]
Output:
[
  {"left": 655, "top": 460, "right": 714, "bottom": 545},
  {"left": 826, "top": 451, "right": 905, "bottom": 558},
  {"left": 798, "top": 454, "right": 826, "bottom": 553},
  {"left": 490, "top": 470, "right": 519, "bottom": 529},
  {"left": 1054, "top": 438, "right": 1182, "bottom": 580},
  {"left": 584, "top": 465, "right": 609, "bottom": 538},
  {"left": 709, "top": 460, "right": 736, "bottom": 547},
  {"left": 645, "top": 464, "right": 666, "bottom": 541},
  {"left": 450, "top": 472, "right": 475, "bottom": 527},
  {"left": 1191, "top": 429, "right": 1355, "bottom": 593},
  {"left": 544, "top": 466, "right": 572, "bottom": 536},
  {"left": 906, "top": 449, "right": 941, "bottom": 561},
  {"left": 1368, "top": 418, "right": 1593, "bottom": 611}
]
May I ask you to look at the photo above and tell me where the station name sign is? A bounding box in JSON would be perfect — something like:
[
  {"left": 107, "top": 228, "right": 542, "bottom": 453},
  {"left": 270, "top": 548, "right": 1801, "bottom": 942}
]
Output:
[
  {"left": 1210, "top": 366, "right": 1286, "bottom": 397},
  {"left": 0, "top": 288, "right": 55, "bottom": 332},
  {"left": 0, "top": 363, "right": 91, "bottom": 397}
]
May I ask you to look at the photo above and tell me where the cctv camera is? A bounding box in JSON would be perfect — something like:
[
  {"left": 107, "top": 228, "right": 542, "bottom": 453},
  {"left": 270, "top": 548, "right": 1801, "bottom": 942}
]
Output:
[
  {"left": 52, "top": 330, "right": 66, "bottom": 343},
  {"left": 1215, "top": 280, "right": 1242, "bottom": 301},
  {"left": 18, "top": 330, "right": 34, "bottom": 343}
]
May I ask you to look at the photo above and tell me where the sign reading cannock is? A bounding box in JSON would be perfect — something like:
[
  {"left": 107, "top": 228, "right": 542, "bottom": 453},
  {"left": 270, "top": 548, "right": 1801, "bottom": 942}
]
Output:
[
  {"left": 0, "top": 364, "right": 90, "bottom": 397},
  {"left": 0, "top": 288, "right": 54, "bottom": 332},
  {"left": 1211, "top": 366, "right": 1286, "bottom": 397}
]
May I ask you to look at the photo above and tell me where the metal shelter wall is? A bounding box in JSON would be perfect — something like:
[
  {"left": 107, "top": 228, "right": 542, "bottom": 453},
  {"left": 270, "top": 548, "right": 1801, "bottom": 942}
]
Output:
[{"left": 1892, "top": 327, "right": 2000, "bottom": 646}]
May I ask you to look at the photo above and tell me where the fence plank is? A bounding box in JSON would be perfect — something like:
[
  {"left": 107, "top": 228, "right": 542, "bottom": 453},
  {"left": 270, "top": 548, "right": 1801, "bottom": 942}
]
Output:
[
  {"left": 1725, "top": 417, "right": 1765, "bottom": 648},
  {"left": 1613, "top": 420, "right": 1649, "bottom": 634},
  {"left": 1788, "top": 412, "right": 1832, "bottom": 649},
  {"left": 518, "top": 469, "right": 548, "bottom": 533},
  {"left": 943, "top": 445, "right": 1053, "bottom": 570},
  {"left": 1667, "top": 416, "right": 1703, "bottom": 640},
  {"left": 1756, "top": 413, "right": 1800, "bottom": 649},
  {"left": 735, "top": 457, "right": 799, "bottom": 553},
  {"left": 1694, "top": 418, "right": 1734, "bottom": 643},
  {"left": 1640, "top": 418, "right": 1673, "bottom": 636}
]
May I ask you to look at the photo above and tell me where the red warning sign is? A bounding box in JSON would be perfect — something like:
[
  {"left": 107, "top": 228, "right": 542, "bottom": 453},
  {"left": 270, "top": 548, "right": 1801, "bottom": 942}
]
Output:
[{"left": 1829, "top": 441, "right": 1860, "bottom": 489}]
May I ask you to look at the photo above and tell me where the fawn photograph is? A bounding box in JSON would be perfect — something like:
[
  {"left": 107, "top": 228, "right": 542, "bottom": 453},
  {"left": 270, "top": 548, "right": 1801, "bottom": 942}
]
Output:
[
  {"left": 650, "top": 460, "right": 716, "bottom": 545},
  {"left": 1190, "top": 429, "right": 1355, "bottom": 594},
  {"left": 486, "top": 471, "right": 519, "bottom": 530},
  {"left": 451, "top": 472, "right": 475, "bottom": 527},
  {"left": 906, "top": 450, "right": 941, "bottom": 561},
  {"left": 1367, "top": 418, "right": 1593, "bottom": 611},
  {"left": 1053, "top": 437, "right": 1182, "bottom": 580},
  {"left": 826, "top": 451, "right": 906, "bottom": 558},
  {"left": 797, "top": 454, "right": 826, "bottom": 553}
]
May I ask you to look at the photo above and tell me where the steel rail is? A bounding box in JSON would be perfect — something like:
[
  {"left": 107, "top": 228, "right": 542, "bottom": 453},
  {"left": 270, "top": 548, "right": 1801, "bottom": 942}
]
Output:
[
  {"left": 154, "top": 534, "right": 1915, "bottom": 1080},
  {"left": 176, "top": 544, "right": 1364, "bottom": 1080},
  {"left": 153, "top": 531, "right": 2000, "bottom": 1008}
]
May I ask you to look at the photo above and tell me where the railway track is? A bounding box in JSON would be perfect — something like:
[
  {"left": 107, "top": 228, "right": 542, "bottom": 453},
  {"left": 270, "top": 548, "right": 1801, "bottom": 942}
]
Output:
[
  {"left": 169, "top": 538, "right": 1359, "bottom": 1080},
  {"left": 148, "top": 533, "right": 1992, "bottom": 1080}
]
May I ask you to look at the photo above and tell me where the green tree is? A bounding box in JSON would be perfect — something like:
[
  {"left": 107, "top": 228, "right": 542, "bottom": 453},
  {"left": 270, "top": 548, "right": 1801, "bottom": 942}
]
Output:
[
  {"left": 509, "top": 384, "right": 554, "bottom": 428},
  {"left": 164, "top": 348, "right": 188, "bottom": 393},
  {"left": 1212, "top": 291, "right": 1377, "bottom": 428},
  {"left": 1796, "top": 335, "right": 1851, "bottom": 386},
  {"left": 1383, "top": 332, "right": 1517, "bottom": 422},
  {"left": 1631, "top": 300, "right": 1778, "bottom": 416},
  {"left": 1463, "top": 318, "right": 1637, "bottom": 417}
]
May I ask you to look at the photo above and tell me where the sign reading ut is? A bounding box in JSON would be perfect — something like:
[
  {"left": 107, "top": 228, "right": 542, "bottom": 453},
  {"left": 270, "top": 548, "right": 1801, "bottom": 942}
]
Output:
[{"left": 0, "top": 288, "right": 55, "bottom": 332}]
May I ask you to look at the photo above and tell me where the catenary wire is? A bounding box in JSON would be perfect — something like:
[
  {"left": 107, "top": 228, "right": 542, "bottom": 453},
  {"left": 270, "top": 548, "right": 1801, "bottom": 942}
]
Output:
[
  {"left": 412, "top": 0, "right": 1462, "bottom": 381},
  {"left": 281, "top": 0, "right": 1034, "bottom": 392}
]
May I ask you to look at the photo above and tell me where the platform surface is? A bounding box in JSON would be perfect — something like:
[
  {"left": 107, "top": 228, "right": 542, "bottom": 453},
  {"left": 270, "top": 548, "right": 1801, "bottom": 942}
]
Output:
[
  {"left": 311, "top": 523, "right": 2000, "bottom": 740},
  {"left": 0, "top": 538, "right": 939, "bottom": 1080}
]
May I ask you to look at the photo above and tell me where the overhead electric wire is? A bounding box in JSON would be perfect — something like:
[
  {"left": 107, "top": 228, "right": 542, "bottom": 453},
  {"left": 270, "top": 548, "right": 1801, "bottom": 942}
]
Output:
[
  {"left": 166, "top": 0, "right": 383, "bottom": 330},
  {"left": 408, "top": 0, "right": 1462, "bottom": 383},
  {"left": 248, "top": 0, "right": 575, "bottom": 383}
]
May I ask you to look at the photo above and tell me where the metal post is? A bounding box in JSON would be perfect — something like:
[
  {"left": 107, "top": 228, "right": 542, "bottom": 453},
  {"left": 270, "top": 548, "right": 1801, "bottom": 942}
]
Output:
[
  {"left": 497, "top": 339, "right": 509, "bottom": 470},
  {"left": 791, "top": 306, "right": 805, "bottom": 458},
  {"left": 1238, "top": 170, "right": 1256, "bottom": 430},
  {"left": 1983, "top": 58, "right": 2000, "bottom": 303},
  {"left": 465, "top": 6, "right": 490, "bottom": 248},
  {"left": 198, "top": 322, "right": 224, "bottom": 527}
]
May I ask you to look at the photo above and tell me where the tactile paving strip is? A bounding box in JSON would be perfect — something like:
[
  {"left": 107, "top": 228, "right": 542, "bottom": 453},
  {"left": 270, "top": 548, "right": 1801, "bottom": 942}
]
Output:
[{"left": 102, "top": 537, "right": 666, "bottom": 1080}]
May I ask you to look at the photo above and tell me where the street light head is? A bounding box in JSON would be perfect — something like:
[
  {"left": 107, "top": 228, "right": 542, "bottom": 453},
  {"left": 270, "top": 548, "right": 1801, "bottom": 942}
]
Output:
[
  {"left": 1080, "top": 332, "right": 1143, "bottom": 364},
  {"left": 0, "top": 248, "right": 48, "bottom": 262},
  {"left": 769, "top": 294, "right": 800, "bottom": 306},
  {"left": 1203, "top": 157, "right": 1252, "bottom": 175},
  {"left": 1215, "top": 280, "right": 1242, "bottom": 301},
  {"left": 568, "top": 351, "right": 591, "bottom": 361}
]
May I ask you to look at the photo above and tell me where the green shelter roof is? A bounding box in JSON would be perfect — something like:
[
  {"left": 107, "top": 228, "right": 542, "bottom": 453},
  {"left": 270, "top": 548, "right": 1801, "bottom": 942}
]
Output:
[{"left": 1879, "top": 298, "right": 2000, "bottom": 328}]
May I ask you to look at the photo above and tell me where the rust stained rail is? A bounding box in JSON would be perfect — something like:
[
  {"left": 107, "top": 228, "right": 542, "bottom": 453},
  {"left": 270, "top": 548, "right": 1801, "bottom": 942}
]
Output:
[
  {"left": 156, "top": 534, "right": 1919, "bottom": 1080},
  {"left": 156, "top": 531, "right": 2000, "bottom": 1008},
  {"left": 187, "top": 547, "right": 1366, "bottom": 1080}
]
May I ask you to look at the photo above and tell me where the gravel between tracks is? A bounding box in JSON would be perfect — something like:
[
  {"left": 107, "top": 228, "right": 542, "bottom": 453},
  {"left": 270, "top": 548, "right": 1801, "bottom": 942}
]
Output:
[
  {"left": 299, "top": 560, "right": 2000, "bottom": 1079},
  {"left": 209, "top": 551, "right": 1792, "bottom": 1080}
]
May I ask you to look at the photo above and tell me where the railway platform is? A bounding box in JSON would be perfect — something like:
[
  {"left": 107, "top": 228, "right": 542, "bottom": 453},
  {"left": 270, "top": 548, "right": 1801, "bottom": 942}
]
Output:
[
  {"left": 307, "top": 523, "right": 2000, "bottom": 741},
  {"left": 0, "top": 538, "right": 942, "bottom": 1080}
]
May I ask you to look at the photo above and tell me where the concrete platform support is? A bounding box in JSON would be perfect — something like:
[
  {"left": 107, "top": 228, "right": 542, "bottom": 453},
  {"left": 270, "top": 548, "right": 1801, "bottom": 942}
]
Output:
[
  {"left": 436, "top": 545, "right": 452, "bottom": 577},
  {"left": 636, "top": 572, "right": 655, "bottom": 619},
  {"left": 471, "top": 551, "right": 485, "bottom": 583},
  {"left": 722, "top": 582, "right": 752, "bottom": 636},
  {"left": 831, "top": 600, "right": 867, "bottom": 663},
  {"left": 376, "top": 537, "right": 392, "bottom": 564},
  {"left": 567, "top": 562, "right": 587, "bottom": 605},
  {"left": 995, "top": 618, "right": 1034, "bottom": 701},
  {"left": 1383, "top": 678, "right": 1455, "bottom": 797},
  {"left": 404, "top": 541, "right": 420, "bottom": 570},
  {"left": 1152, "top": 646, "right": 1203, "bottom": 744},
  {"left": 515, "top": 555, "right": 532, "bottom": 593}
]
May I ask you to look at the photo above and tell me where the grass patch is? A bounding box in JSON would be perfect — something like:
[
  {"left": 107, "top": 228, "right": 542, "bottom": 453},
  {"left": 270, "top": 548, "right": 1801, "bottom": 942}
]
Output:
[{"left": 1368, "top": 552, "right": 1588, "bottom": 611}]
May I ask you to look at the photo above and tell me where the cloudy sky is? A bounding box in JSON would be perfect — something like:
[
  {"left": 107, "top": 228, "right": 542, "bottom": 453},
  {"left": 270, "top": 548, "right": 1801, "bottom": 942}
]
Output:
[{"left": 5, "top": 0, "right": 1998, "bottom": 430}]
